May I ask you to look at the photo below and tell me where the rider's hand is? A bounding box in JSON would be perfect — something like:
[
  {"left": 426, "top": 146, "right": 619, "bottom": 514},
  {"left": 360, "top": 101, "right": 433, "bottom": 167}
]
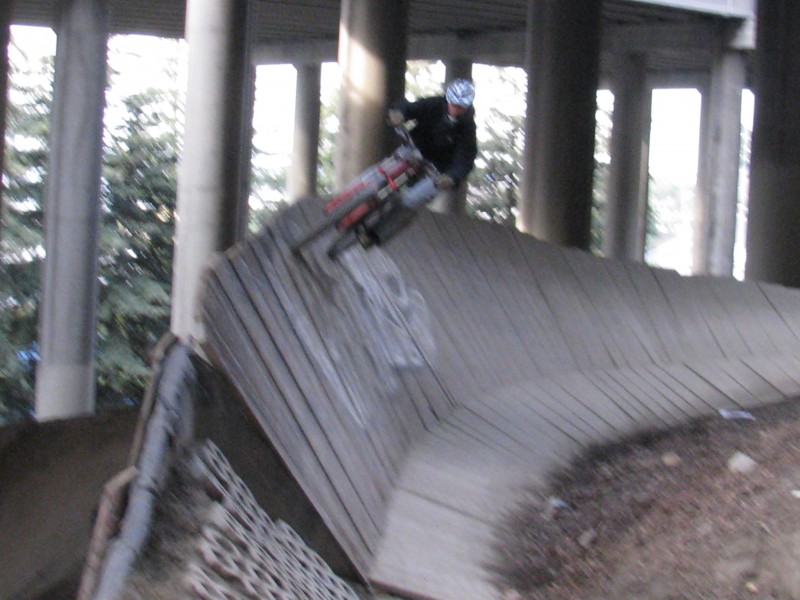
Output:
[
  {"left": 436, "top": 174, "right": 455, "bottom": 190},
  {"left": 388, "top": 109, "right": 405, "bottom": 127}
]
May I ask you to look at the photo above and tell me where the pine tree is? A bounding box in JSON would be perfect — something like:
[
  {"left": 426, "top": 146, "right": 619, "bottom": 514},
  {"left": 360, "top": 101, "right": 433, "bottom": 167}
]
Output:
[
  {"left": 0, "top": 47, "right": 52, "bottom": 422},
  {"left": 96, "top": 87, "right": 181, "bottom": 407}
]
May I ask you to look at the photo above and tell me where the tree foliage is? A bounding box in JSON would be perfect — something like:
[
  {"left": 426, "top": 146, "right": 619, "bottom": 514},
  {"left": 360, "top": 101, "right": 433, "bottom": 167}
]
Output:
[
  {"left": 1, "top": 35, "right": 183, "bottom": 422},
  {"left": 0, "top": 44, "right": 52, "bottom": 422}
]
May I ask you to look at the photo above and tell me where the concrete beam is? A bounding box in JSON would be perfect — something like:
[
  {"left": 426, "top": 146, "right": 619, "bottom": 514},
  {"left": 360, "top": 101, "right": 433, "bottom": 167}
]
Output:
[{"left": 251, "top": 20, "right": 750, "bottom": 67}]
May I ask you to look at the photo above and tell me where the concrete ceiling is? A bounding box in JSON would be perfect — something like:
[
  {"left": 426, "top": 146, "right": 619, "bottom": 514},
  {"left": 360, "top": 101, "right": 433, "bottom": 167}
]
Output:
[{"left": 10, "top": 0, "right": 754, "bottom": 82}]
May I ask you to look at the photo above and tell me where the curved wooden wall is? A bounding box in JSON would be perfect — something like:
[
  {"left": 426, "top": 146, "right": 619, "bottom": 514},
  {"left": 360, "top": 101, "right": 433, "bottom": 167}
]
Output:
[{"left": 201, "top": 198, "right": 800, "bottom": 599}]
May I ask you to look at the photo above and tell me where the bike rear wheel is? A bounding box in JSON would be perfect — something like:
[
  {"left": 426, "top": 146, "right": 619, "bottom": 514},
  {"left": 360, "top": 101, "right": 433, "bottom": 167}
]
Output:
[{"left": 290, "top": 190, "right": 372, "bottom": 253}]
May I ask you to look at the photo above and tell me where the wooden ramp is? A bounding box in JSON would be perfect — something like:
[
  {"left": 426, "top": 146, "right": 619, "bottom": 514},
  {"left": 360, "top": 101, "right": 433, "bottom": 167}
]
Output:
[{"left": 200, "top": 199, "right": 800, "bottom": 600}]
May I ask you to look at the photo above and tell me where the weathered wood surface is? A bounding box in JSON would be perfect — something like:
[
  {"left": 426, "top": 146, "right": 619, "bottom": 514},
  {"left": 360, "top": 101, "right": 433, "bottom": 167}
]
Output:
[{"left": 200, "top": 201, "right": 800, "bottom": 600}]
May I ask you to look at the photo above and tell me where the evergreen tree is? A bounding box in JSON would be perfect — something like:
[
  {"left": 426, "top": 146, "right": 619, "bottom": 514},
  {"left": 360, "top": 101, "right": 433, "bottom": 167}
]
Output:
[
  {"left": 0, "top": 46, "right": 52, "bottom": 423},
  {"left": 97, "top": 88, "right": 181, "bottom": 407}
]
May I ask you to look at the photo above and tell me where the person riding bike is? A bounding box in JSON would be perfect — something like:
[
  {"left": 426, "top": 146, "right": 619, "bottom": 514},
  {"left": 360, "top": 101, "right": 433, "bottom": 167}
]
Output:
[{"left": 387, "top": 78, "right": 478, "bottom": 211}]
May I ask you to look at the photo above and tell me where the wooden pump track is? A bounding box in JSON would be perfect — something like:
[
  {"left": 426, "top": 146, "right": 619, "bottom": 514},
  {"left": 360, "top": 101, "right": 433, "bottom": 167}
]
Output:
[{"left": 200, "top": 198, "right": 800, "bottom": 600}]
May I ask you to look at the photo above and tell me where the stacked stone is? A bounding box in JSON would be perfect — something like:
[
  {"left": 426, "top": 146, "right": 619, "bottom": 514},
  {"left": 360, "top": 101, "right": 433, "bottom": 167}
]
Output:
[{"left": 184, "top": 441, "right": 358, "bottom": 600}]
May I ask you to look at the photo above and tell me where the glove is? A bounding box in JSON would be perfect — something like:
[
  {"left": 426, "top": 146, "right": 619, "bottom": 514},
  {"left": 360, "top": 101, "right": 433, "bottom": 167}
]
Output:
[
  {"left": 388, "top": 109, "right": 405, "bottom": 127},
  {"left": 436, "top": 174, "right": 455, "bottom": 190}
]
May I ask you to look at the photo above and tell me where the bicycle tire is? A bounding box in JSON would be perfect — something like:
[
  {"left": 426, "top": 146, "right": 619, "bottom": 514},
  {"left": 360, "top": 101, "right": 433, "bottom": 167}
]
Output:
[{"left": 290, "top": 190, "right": 372, "bottom": 253}]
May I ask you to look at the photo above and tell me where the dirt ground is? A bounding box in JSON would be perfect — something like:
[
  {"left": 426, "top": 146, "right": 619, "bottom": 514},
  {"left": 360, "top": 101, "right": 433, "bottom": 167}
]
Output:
[
  {"left": 80, "top": 398, "right": 800, "bottom": 600},
  {"left": 489, "top": 397, "right": 800, "bottom": 600}
]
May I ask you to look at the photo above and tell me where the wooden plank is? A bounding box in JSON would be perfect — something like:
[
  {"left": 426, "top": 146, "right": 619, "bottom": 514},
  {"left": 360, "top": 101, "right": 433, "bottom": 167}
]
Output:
[
  {"left": 739, "top": 354, "right": 800, "bottom": 398},
  {"left": 685, "top": 359, "right": 762, "bottom": 409},
  {"left": 651, "top": 362, "right": 739, "bottom": 412},
  {"left": 561, "top": 248, "right": 657, "bottom": 368},
  {"left": 428, "top": 216, "right": 545, "bottom": 385},
  {"left": 512, "top": 234, "right": 615, "bottom": 370},
  {"left": 370, "top": 490, "right": 505, "bottom": 600},
  {"left": 436, "top": 214, "right": 566, "bottom": 377},
  {"left": 555, "top": 371, "right": 640, "bottom": 434},
  {"left": 242, "top": 241, "right": 405, "bottom": 503},
  {"left": 396, "top": 429, "right": 553, "bottom": 520},
  {"left": 241, "top": 243, "right": 404, "bottom": 485},
  {"left": 704, "top": 276, "right": 784, "bottom": 355},
  {"left": 684, "top": 275, "right": 751, "bottom": 358},
  {"left": 534, "top": 377, "right": 619, "bottom": 441},
  {"left": 602, "top": 260, "right": 672, "bottom": 363},
  {"left": 713, "top": 356, "right": 786, "bottom": 404},
  {"left": 643, "top": 362, "right": 720, "bottom": 416},
  {"left": 590, "top": 368, "right": 675, "bottom": 428},
  {"left": 619, "top": 261, "right": 687, "bottom": 363},
  {"left": 420, "top": 215, "right": 540, "bottom": 388},
  {"left": 202, "top": 283, "right": 376, "bottom": 572},
  {"left": 388, "top": 215, "right": 507, "bottom": 397},
  {"left": 495, "top": 382, "right": 594, "bottom": 445},
  {"left": 758, "top": 282, "right": 800, "bottom": 344},
  {"left": 742, "top": 353, "right": 800, "bottom": 397},
  {"left": 650, "top": 268, "right": 723, "bottom": 358},
  {"left": 464, "top": 216, "right": 578, "bottom": 374}
]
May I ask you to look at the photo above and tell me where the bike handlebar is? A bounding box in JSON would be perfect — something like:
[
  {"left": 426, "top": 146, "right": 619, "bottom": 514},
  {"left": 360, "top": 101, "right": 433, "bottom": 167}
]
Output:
[{"left": 392, "top": 124, "right": 439, "bottom": 178}]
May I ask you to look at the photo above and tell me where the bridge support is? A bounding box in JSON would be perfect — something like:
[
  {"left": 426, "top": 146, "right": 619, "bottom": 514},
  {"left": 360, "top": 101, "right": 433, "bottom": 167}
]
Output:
[
  {"left": 171, "top": 0, "right": 254, "bottom": 342},
  {"left": 746, "top": 0, "right": 800, "bottom": 287},
  {"left": 335, "top": 0, "right": 409, "bottom": 188},
  {"left": 604, "top": 51, "right": 652, "bottom": 261},
  {"left": 35, "top": 0, "right": 108, "bottom": 420},
  {"left": 288, "top": 63, "right": 322, "bottom": 201},
  {"left": 518, "top": 0, "right": 602, "bottom": 249},
  {"left": 694, "top": 49, "right": 745, "bottom": 276}
]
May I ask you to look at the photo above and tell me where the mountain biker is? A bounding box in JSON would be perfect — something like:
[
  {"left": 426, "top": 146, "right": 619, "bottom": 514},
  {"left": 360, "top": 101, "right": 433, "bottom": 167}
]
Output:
[{"left": 387, "top": 78, "right": 478, "bottom": 211}]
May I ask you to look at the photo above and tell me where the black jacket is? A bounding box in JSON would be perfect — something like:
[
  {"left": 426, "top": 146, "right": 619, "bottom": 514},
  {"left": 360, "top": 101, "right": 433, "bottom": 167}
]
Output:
[{"left": 390, "top": 96, "right": 478, "bottom": 185}]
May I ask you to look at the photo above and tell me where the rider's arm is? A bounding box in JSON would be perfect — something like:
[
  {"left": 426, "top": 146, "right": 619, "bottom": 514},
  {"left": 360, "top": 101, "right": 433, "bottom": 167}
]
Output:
[
  {"left": 389, "top": 96, "right": 444, "bottom": 122},
  {"left": 444, "top": 120, "right": 478, "bottom": 185}
]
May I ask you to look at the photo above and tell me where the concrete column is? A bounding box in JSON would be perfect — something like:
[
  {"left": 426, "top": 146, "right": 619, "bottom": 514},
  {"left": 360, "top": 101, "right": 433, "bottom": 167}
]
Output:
[
  {"left": 288, "top": 63, "right": 321, "bottom": 201},
  {"left": 518, "top": 0, "right": 602, "bottom": 250},
  {"left": 35, "top": 0, "right": 108, "bottom": 420},
  {"left": 693, "top": 51, "right": 745, "bottom": 276},
  {"left": 335, "top": 0, "right": 409, "bottom": 188},
  {"left": 0, "top": 2, "right": 9, "bottom": 242},
  {"left": 603, "top": 52, "right": 652, "bottom": 261},
  {"left": 746, "top": 0, "right": 800, "bottom": 286},
  {"left": 430, "top": 58, "right": 474, "bottom": 216},
  {"left": 171, "top": 0, "right": 253, "bottom": 341}
]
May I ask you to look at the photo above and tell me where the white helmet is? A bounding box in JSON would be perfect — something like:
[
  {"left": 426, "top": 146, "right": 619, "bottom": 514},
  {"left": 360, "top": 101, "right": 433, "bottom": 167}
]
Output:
[{"left": 445, "top": 78, "right": 475, "bottom": 108}]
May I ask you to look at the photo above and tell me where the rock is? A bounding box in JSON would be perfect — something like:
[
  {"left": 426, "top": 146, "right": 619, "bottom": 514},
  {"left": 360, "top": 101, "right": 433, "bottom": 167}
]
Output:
[
  {"left": 542, "top": 496, "right": 568, "bottom": 521},
  {"left": 696, "top": 522, "right": 714, "bottom": 537},
  {"left": 661, "top": 451, "right": 682, "bottom": 467},
  {"left": 727, "top": 451, "right": 758, "bottom": 474},
  {"left": 578, "top": 528, "right": 597, "bottom": 549}
]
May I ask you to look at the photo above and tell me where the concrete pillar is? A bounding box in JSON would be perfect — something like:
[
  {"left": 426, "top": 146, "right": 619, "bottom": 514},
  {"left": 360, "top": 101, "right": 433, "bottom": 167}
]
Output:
[
  {"left": 430, "top": 58, "right": 474, "bottom": 216},
  {"left": 745, "top": 0, "right": 800, "bottom": 285},
  {"left": 171, "top": 0, "right": 253, "bottom": 342},
  {"left": 518, "top": 0, "right": 603, "bottom": 250},
  {"left": 335, "top": 0, "right": 409, "bottom": 188},
  {"left": 35, "top": 0, "right": 108, "bottom": 420},
  {"left": 746, "top": 1, "right": 800, "bottom": 285},
  {"left": 693, "top": 50, "right": 745, "bottom": 276},
  {"left": 0, "top": 2, "right": 9, "bottom": 242},
  {"left": 603, "top": 53, "right": 651, "bottom": 261},
  {"left": 288, "top": 63, "right": 321, "bottom": 201}
]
